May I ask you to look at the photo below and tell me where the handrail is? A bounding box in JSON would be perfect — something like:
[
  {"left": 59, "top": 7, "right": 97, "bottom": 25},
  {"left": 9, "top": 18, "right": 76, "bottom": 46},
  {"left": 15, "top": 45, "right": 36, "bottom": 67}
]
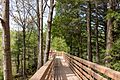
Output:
[
  {"left": 29, "top": 54, "right": 56, "bottom": 80},
  {"left": 64, "top": 54, "right": 120, "bottom": 80}
]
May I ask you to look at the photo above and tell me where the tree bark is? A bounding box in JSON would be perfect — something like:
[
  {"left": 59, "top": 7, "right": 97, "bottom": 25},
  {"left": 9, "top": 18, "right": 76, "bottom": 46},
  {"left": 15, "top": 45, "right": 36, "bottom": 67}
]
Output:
[
  {"left": 44, "top": 0, "right": 55, "bottom": 63},
  {"left": 22, "top": 0, "right": 27, "bottom": 78},
  {"left": 16, "top": 51, "right": 20, "bottom": 73},
  {"left": 103, "top": 2, "right": 107, "bottom": 49},
  {"left": 94, "top": 0, "right": 99, "bottom": 63},
  {"left": 16, "top": 30, "right": 20, "bottom": 73},
  {"left": 95, "top": 15, "right": 99, "bottom": 63},
  {"left": 1, "top": 0, "right": 12, "bottom": 80},
  {"left": 105, "top": 0, "right": 116, "bottom": 66},
  {"left": 22, "top": 25, "right": 26, "bottom": 79},
  {"left": 37, "top": 0, "right": 44, "bottom": 69},
  {"left": 87, "top": 1, "right": 92, "bottom": 62},
  {"left": 79, "top": 27, "right": 82, "bottom": 58}
]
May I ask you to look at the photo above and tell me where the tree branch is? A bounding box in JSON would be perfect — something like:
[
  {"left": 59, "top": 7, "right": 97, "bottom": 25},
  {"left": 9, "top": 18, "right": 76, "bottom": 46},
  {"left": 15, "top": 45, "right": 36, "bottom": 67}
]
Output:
[
  {"left": 43, "top": 0, "right": 50, "bottom": 13},
  {"left": 0, "top": 18, "right": 4, "bottom": 23}
]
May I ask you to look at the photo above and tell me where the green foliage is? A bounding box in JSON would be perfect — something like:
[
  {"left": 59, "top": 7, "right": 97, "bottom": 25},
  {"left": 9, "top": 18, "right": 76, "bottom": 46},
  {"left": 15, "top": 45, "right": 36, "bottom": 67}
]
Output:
[
  {"left": 110, "top": 39, "right": 120, "bottom": 71},
  {"left": 106, "top": 9, "right": 120, "bottom": 40},
  {"left": 111, "top": 61, "right": 120, "bottom": 71},
  {"left": 52, "top": 0, "right": 85, "bottom": 55},
  {"left": 1, "top": 0, "right": 120, "bottom": 79},
  {"left": 106, "top": 9, "right": 120, "bottom": 21},
  {"left": 6, "top": 25, "right": 39, "bottom": 78},
  {"left": 53, "top": 1, "right": 120, "bottom": 69},
  {"left": 51, "top": 37, "right": 69, "bottom": 52},
  {"left": 0, "top": 70, "right": 3, "bottom": 80}
]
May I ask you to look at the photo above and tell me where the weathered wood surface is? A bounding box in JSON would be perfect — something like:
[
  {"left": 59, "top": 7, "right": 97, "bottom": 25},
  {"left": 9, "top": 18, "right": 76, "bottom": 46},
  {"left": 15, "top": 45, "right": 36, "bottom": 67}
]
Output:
[
  {"left": 65, "top": 54, "right": 120, "bottom": 80},
  {"left": 30, "top": 53, "right": 120, "bottom": 80},
  {"left": 29, "top": 54, "right": 79, "bottom": 80},
  {"left": 29, "top": 55, "right": 55, "bottom": 80},
  {"left": 54, "top": 56, "right": 80, "bottom": 80}
]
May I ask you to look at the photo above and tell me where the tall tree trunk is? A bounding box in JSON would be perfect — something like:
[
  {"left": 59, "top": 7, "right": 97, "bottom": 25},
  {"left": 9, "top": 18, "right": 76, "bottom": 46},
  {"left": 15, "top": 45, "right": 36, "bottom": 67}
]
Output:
[
  {"left": 27, "top": 46, "right": 30, "bottom": 69},
  {"left": 105, "top": 0, "right": 116, "bottom": 66},
  {"left": 37, "top": 0, "right": 44, "bottom": 69},
  {"left": 16, "top": 30, "right": 20, "bottom": 73},
  {"left": 20, "top": 52, "right": 23, "bottom": 77},
  {"left": 77, "top": 47, "right": 80, "bottom": 57},
  {"left": 70, "top": 44, "right": 72, "bottom": 55},
  {"left": 33, "top": 47, "right": 37, "bottom": 71},
  {"left": 79, "top": 27, "right": 82, "bottom": 58},
  {"left": 44, "top": 0, "right": 55, "bottom": 63},
  {"left": 70, "top": 35, "right": 73, "bottom": 55},
  {"left": 94, "top": 0, "right": 99, "bottom": 63},
  {"left": 16, "top": 51, "right": 20, "bottom": 73},
  {"left": 22, "top": 26, "right": 26, "bottom": 79},
  {"left": 87, "top": 1, "right": 92, "bottom": 61},
  {"left": 22, "top": 0, "right": 26, "bottom": 78},
  {"left": 1, "top": 0, "right": 12, "bottom": 80},
  {"left": 103, "top": 2, "right": 107, "bottom": 49},
  {"left": 95, "top": 15, "right": 99, "bottom": 63}
]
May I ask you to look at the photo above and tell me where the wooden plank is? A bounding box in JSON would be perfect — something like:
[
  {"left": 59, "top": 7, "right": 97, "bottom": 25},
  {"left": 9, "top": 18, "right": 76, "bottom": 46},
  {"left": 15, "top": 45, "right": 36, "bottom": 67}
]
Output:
[
  {"left": 70, "top": 62, "right": 88, "bottom": 80},
  {"left": 65, "top": 55, "right": 82, "bottom": 80},
  {"left": 66, "top": 54, "right": 120, "bottom": 80},
  {"left": 69, "top": 65, "right": 82, "bottom": 80},
  {"left": 46, "top": 61, "right": 54, "bottom": 79},
  {"left": 66, "top": 55, "right": 88, "bottom": 79},
  {"left": 73, "top": 59, "right": 107, "bottom": 80},
  {"left": 44, "top": 57, "right": 55, "bottom": 80},
  {"left": 29, "top": 60, "right": 52, "bottom": 80},
  {"left": 72, "top": 61, "right": 94, "bottom": 80},
  {"left": 66, "top": 54, "right": 107, "bottom": 80},
  {"left": 29, "top": 55, "right": 55, "bottom": 80},
  {"left": 54, "top": 56, "right": 79, "bottom": 80},
  {"left": 66, "top": 55, "right": 94, "bottom": 80}
]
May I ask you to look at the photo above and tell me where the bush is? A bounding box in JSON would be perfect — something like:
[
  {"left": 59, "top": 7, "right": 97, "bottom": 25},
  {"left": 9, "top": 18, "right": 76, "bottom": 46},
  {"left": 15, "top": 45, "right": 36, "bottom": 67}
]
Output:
[{"left": 110, "top": 39, "right": 120, "bottom": 71}]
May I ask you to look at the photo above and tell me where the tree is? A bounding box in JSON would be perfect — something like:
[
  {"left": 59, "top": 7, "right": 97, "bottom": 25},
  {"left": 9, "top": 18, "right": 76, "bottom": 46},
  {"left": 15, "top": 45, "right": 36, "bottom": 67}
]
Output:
[
  {"left": 37, "top": 0, "right": 44, "bottom": 69},
  {"left": 10, "top": 0, "right": 37, "bottom": 78},
  {"left": 44, "top": 0, "right": 55, "bottom": 63},
  {"left": 52, "top": 0, "right": 86, "bottom": 58},
  {"left": 51, "top": 37, "right": 69, "bottom": 52},
  {"left": 15, "top": 28, "right": 21, "bottom": 73},
  {"left": 87, "top": 1, "right": 92, "bottom": 61},
  {"left": 0, "top": 0, "right": 12, "bottom": 79},
  {"left": 94, "top": 0, "right": 99, "bottom": 63},
  {"left": 105, "top": 0, "right": 117, "bottom": 66}
]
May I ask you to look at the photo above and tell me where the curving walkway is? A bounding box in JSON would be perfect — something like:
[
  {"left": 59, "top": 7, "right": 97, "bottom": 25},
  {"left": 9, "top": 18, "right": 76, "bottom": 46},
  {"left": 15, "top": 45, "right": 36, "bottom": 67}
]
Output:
[{"left": 53, "top": 56, "right": 80, "bottom": 80}]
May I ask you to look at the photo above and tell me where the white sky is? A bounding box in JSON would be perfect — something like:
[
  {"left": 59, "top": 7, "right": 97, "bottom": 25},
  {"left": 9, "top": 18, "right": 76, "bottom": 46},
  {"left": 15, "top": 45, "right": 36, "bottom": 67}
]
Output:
[{"left": 0, "top": 0, "right": 56, "bottom": 30}]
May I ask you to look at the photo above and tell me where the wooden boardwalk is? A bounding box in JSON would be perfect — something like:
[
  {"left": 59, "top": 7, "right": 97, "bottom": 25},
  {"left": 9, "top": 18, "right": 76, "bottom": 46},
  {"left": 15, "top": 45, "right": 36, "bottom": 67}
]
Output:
[
  {"left": 54, "top": 56, "right": 79, "bottom": 80},
  {"left": 30, "top": 54, "right": 120, "bottom": 80}
]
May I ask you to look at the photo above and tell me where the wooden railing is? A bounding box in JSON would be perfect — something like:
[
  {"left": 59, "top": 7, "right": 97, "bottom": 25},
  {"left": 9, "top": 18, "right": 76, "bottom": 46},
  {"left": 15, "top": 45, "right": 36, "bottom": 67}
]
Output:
[
  {"left": 64, "top": 54, "right": 120, "bottom": 80},
  {"left": 29, "top": 54, "right": 56, "bottom": 80}
]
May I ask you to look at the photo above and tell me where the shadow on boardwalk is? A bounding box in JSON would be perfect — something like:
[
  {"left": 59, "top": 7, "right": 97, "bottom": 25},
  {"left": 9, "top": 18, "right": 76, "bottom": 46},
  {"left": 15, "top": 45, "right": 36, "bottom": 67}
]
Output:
[{"left": 53, "top": 56, "right": 79, "bottom": 80}]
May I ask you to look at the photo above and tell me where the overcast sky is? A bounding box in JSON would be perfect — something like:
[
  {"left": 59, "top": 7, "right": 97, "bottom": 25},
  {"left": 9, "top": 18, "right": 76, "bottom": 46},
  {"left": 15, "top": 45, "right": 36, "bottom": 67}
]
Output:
[{"left": 0, "top": 0, "right": 56, "bottom": 30}]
